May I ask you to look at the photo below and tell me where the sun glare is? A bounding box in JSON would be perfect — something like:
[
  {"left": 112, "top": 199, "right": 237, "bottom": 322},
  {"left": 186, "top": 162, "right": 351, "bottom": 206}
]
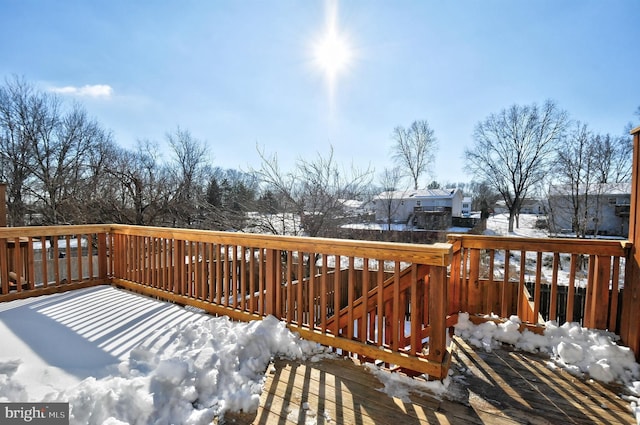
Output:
[
  {"left": 314, "top": 29, "right": 351, "bottom": 79},
  {"left": 312, "top": 0, "right": 353, "bottom": 93}
]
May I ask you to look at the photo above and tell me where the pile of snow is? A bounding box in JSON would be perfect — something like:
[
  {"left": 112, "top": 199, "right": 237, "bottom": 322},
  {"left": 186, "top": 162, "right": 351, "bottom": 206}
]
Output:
[
  {"left": 454, "top": 312, "right": 640, "bottom": 422},
  {"left": 365, "top": 363, "right": 449, "bottom": 402},
  {"left": 0, "top": 287, "right": 329, "bottom": 425},
  {"left": 57, "top": 316, "right": 328, "bottom": 424}
]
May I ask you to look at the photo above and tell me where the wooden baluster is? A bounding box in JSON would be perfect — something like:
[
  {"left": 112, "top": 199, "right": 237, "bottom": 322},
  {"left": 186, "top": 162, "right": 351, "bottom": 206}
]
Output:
[
  {"left": 265, "top": 249, "right": 278, "bottom": 317},
  {"left": 333, "top": 255, "right": 341, "bottom": 335},
  {"left": 320, "top": 254, "right": 328, "bottom": 333},
  {"left": 517, "top": 250, "right": 526, "bottom": 321},
  {"left": 533, "top": 252, "right": 543, "bottom": 323},
  {"left": 391, "top": 261, "right": 401, "bottom": 352},
  {"left": 609, "top": 256, "right": 621, "bottom": 332},
  {"left": 550, "top": 253, "right": 560, "bottom": 322},
  {"left": 501, "top": 249, "right": 510, "bottom": 317},
  {"left": 468, "top": 249, "right": 481, "bottom": 314},
  {"left": 567, "top": 254, "right": 577, "bottom": 323}
]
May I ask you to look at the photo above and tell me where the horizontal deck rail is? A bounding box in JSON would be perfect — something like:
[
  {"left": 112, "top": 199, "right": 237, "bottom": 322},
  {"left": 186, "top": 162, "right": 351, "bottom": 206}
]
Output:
[
  {"left": 0, "top": 224, "right": 453, "bottom": 379},
  {"left": 448, "top": 234, "right": 630, "bottom": 334}
]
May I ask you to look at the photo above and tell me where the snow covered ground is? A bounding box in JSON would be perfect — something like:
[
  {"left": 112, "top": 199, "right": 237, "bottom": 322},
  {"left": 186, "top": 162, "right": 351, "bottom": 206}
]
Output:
[{"left": 485, "top": 212, "right": 549, "bottom": 237}]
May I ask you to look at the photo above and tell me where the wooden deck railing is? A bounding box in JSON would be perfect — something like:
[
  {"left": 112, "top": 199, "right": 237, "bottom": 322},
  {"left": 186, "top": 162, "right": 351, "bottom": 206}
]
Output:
[
  {"left": 447, "top": 234, "right": 629, "bottom": 333},
  {"left": 0, "top": 225, "right": 111, "bottom": 299},
  {"left": 0, "top": 224, "right": 453, "bottom": 379}
]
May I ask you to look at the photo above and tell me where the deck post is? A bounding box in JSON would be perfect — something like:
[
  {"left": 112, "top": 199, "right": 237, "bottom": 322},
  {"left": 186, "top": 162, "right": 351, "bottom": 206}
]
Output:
[
  {"left": 621, "top": 126, "right": 640, "bottom": 358},
  {"left": 427, "top": 265, "right": 447, "bottom": 365},
  {"left": 265, "top": 249, "right": 278, "bottom": 316}
]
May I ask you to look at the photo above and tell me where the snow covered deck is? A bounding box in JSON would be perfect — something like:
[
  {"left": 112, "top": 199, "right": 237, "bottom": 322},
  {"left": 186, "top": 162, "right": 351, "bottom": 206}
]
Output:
[
  {"left": 0, "top": 285, "right": 635, "bottom": 424},
  {"left": 0, "top": 286, "right": 635, "bottom": 425}
]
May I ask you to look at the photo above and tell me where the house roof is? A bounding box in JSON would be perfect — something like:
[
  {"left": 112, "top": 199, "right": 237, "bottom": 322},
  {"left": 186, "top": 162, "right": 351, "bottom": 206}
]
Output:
[
  {"left": 375, "top": 188, "right": 461, "bottom": 200},
  {"left": 549, "top": 182, "right": 631, "bottom": 197}
]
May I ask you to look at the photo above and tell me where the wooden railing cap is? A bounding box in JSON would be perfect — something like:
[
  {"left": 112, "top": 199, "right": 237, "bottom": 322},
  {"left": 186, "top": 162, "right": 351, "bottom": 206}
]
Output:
[{"left": 630, "top": 125, "right": 640, "bottom": 136}]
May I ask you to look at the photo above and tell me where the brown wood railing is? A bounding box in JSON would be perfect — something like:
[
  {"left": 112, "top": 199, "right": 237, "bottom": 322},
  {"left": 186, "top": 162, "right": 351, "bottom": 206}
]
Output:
[
  {"left": 5, "top": 223, "right": 639, "bottom": 371},
  {"left": 109, "top": 225, "right": 453, "bottom": 378},
  {"left": 0, "top": 225, "right": 110, "bottom": 300},
  {"left": 0, "top": 224, "right": 453, "bottom": 378},
  {"left": 448, "top": 234, "right": 629, "bottom": 333}
]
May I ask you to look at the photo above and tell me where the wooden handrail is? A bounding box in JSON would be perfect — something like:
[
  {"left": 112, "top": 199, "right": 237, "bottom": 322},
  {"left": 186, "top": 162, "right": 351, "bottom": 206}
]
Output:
[
  {"left": 0, "top": 224, "right": 113, "bottom": 238},
  {"left": 110, "top": 224, "right": 453, "bottom": 266},
  {"left": 448, "top": 233, "right": 628, "bottom": 256}
]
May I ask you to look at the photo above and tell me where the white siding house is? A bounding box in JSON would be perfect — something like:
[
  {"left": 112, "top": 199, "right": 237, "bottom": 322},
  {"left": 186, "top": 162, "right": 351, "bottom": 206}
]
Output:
[
  {"left": 462, "top": 197, "right": 472, "bottom": 217},
  {"left": 373, "top": 188, "right": 464, "bottom": 223},
  {"left": 548, "top": 182, "right": 631, "bottom": 237}
]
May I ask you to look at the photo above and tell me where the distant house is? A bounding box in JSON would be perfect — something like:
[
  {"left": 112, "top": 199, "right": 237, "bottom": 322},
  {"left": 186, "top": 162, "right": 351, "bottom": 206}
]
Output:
[
  {"left": 339, "top": 199, "right": 366, "bottom": 215},
  {"left": 494, "top": 198, "right": 545, "bottom": 215},
  {"left": 548, "top": 182, "right": 631, "bottom": 237},
  {"left": 372, "top": 188, "right": 464, "bottom": 224},
  {"left": 461, "top": 197, "right": 472, "bottom": 217}
]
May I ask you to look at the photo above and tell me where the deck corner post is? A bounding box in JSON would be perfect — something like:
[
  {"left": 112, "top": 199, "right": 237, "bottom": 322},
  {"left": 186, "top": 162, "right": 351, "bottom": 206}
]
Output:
[{"left": 621, "top": 125, "right": 640, "bottom": 358}]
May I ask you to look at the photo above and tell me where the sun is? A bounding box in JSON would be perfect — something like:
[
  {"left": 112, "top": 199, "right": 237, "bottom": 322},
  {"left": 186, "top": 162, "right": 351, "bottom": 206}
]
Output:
[{"left": 313, "top": 29, "right": 351, "bottom": 79}]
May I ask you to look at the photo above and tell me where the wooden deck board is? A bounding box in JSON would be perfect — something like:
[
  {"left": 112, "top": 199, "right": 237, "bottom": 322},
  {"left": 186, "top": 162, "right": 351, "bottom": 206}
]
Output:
[{"left": 222, "top": 337, "right": 636, "bottom": 424}]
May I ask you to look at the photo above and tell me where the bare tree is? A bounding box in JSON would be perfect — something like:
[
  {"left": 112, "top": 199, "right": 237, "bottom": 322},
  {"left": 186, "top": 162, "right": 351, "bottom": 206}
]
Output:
[
  {"left": 252, "top": 146, "right": 373, "bottom": 238},
  {"left": 27, "top": 103, "right": 113, "bottom": 224},
  {"left": 551, "top": 122, "right": 595, "bottom": 237},
  {"left": 465, "top": 100, "right": 568, "bottom": 232},
  {"left": 375, "top": 167, "right": 404, "bottom": 230},
  {"left": 550, "top": 124, "right": 632, "bottom": 238},
  {"left": 165, "top": 128, "right": 211, "bottom": 227},
  {"left": 98, "top": 141, "right": 171, "bottom": 225},
  {"left": 391, "top": 120, "right": 437, "bottom": 190},
  {"left": 591, "top": 133, "right": 632, "bottom": 184},
  {"left": 0, "top": 77, "right": 43, "bottom": 225}
]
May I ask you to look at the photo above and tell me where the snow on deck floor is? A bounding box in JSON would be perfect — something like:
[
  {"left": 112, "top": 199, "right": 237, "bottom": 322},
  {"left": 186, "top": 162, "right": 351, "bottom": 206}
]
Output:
[
  {"left": 0, "top": 285, "right": 329, "bottom": 424},
  {"left": 2, "top": 285, "right": 640, "bottom": 424}
]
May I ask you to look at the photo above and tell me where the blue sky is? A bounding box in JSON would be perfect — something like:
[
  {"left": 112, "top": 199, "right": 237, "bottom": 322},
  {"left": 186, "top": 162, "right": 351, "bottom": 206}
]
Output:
[{"left": 1, "top": 0, "right": 638, "bottom": 186}]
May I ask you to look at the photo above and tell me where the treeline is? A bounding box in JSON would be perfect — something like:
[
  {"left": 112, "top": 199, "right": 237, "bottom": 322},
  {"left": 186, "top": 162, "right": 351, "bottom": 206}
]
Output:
[
  {"left": 0, "top": 77, "right": 261, "bottom": 229},
  {"left": 1, "top": 76, "right": 637, "bottom": 238},
  {"left": 0, "top": 77, "right": 376, "bottom": 236}
]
